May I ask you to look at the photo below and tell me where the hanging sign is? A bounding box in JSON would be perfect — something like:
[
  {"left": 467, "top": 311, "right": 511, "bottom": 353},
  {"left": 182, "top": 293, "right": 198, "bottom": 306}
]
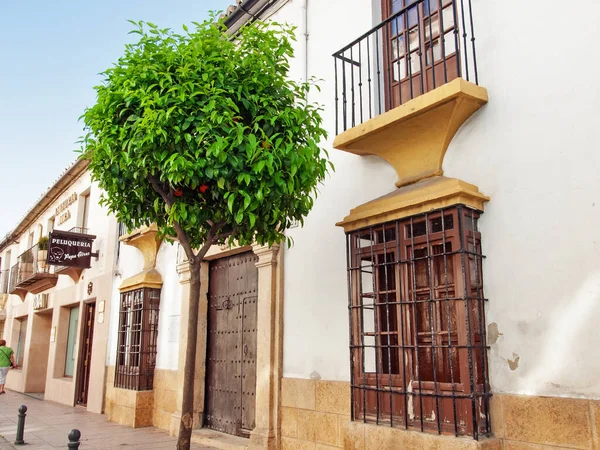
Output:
[{"left": 47, "top": 230, "right": 98, "bottom": 268}]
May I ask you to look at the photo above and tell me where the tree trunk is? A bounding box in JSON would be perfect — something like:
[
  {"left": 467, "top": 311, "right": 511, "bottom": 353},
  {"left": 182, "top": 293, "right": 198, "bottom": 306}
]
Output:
[{"left": 176, "top": 259, "right": 201, "bottom": 450}]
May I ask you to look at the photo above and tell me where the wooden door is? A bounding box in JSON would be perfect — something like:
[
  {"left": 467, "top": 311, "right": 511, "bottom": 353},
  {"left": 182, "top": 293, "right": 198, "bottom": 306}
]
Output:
[
  {"left": 76, "top": 302, "right": 95, "bottom": 406},
  {"left": 382, "top": 0, "right": 460, "bottom": 110},
  {"left": 205, "top": 252, "right": 258, "bottom": 437}
]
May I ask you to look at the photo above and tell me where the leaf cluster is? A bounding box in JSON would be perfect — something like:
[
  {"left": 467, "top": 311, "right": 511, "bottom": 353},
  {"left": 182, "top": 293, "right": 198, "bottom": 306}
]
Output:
[{"left": 80, "top": 15, "right": 331, "bottom": 257}]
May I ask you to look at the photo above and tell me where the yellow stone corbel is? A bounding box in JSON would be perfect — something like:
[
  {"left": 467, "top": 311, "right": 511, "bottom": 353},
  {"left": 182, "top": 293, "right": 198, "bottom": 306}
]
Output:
[
  {"left": 333, "top": 78, "right": 488, "bottom": 187},
  {"left": 120, "top": 224, "right": 162, "bottom": 270}
]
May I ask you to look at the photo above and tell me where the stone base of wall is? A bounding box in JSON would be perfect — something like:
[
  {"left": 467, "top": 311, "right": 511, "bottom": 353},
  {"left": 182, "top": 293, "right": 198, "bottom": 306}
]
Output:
[
  {"left": 105, "top": 367, "right": 154, "bottom": 427},
  {"left": 281, "top": 378, "right": 599, "bottom": 450},
  {"left": 152, "top": 369, "right": 178, "bottom": 431},
  {"left": 104, "top": 367, "right": 178, "bottom": 430}
]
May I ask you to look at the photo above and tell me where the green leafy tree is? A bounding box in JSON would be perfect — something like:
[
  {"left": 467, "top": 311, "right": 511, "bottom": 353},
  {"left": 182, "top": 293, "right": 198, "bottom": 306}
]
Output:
[{"left": 80, "top": 16, "right": 331, "bottom": 450}]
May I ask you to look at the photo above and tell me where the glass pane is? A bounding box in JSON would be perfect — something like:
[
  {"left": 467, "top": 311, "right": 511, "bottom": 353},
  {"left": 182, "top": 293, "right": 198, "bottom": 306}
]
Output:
[
  {"left": 413, "top": 247, "right": 429, "bottom": 288},
  {"left": 442, "top": 5, "right": 455, "bottom": 31},
  {"left": 408, "top": 27, "right": 419, "bottom": 51},
  {"left": 407, "top": 4, "right": 419, "bottom": 27},
  {"left": 381, "top": 333, "right": 400, "bottom": 374},
  {"left": 64, "top": 307, "right": 79, "bottom": 377},
  {"left": 391, "top": 0, "right": 403, "bottom": 13},
  {"left": 377, "top": 253, "right": 396, "bottom": 291},
  {"left": 393, "top": 58, "right": 407, "bottom": 81},
  {"left": 433, "top": 243, "right": 454, "bottom": 286},
  {"left": 425, "top": 13, "right": 440, "bottom": 40},
  {"left": 363, "top": 307, "right": 375, "bottom": 334},
  {"left": 361, "top": 258, "right": 374, "bottom": 296},
  {"left": 391, "top": 15, "right": 405, "bottom": 35},
  {"left": 444, "top": 31, "right": 457, "bottom": 56},
  {"left": 392, "top": 35, "right": 406, "bottom": 62},
  {"left": 410, "top": 52, "right": 422, "bottom": 74},
  {"left": 364, "top": 336, "right": 376, "bottom": 372},
  {"left": 16, "top": 319, "right": 28, "bottom": 366}
]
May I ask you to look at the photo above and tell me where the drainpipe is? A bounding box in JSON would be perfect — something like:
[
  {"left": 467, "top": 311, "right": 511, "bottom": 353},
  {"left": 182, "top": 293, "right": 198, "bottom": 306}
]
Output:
[{"left": 300, "top": 0, "right": 309, "bottom": 85}]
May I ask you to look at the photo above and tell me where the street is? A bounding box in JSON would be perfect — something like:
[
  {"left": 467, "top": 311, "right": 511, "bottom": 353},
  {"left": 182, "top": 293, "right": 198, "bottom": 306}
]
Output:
[{"left": 0, "top": 391, "right": 211, "bottom": 449}]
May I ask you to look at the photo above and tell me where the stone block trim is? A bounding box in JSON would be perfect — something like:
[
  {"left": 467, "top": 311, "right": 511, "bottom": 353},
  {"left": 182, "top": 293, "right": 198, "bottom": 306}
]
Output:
[
  {"left": 104, "top": 366, "right": 177, "bottom": 431},
  {"left": 152, "top": 369, "right": 178, "bottom": 431},
  {"left": 280, "top": 378, "right": 600, "bottom": 449}
]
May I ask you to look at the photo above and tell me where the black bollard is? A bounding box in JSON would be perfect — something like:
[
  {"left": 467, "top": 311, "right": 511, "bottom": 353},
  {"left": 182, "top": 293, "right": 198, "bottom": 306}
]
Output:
[
  {"left": 67, "top": 429, "right": 81, "bottom": 449},
  {"left": 14, "top": 404, "right": 27, "bottom": 445}
]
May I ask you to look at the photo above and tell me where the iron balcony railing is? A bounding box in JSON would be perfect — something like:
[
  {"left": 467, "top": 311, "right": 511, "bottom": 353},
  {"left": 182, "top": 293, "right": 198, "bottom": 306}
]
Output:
[
  {"left": 333, "top": 0, "right": 479, "bottom": 134},
  {"left": 9, "top": 242, "right": 54, "bottom": 291},
  {"left": 0, "top": 269, "right": 9, "bottom": 294}
]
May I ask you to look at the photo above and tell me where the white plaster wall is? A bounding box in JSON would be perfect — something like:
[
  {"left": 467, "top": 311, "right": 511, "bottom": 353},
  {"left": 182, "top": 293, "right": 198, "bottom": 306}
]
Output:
[
  {"left": 273, "top": 0, "right": 398, "bottom": 382},
  {"left": 279, "top": 0, "right": 600, "bottom": 400},
  {"left": 105, "top": 241, "right": 182, "bottom": 371},
  {"left": 0, "top": 170, "right": 118, "bottom": 410},
  {"left": 443, "top": 0, "right": 600, "bottom": 399}
]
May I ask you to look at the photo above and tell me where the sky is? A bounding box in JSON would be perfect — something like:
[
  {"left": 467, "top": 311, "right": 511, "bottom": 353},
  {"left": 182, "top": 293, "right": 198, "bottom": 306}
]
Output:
[{"left": 0, "top": 0, "right": 234, "bottom": 237}]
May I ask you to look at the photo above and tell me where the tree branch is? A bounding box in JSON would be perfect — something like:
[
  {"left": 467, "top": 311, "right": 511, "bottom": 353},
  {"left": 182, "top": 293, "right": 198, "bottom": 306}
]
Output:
[
  {"left": 148, "top": 174, "right": 196, "bottom": 263},
  {"left": 148, "top": 174, "right": 174, "bottom": 206}
]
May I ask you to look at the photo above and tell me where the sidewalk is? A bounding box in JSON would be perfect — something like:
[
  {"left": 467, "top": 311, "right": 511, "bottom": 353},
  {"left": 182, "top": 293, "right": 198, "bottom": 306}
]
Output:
[{"left": 0, "top": 390, "right": 212, "bottom": 449}]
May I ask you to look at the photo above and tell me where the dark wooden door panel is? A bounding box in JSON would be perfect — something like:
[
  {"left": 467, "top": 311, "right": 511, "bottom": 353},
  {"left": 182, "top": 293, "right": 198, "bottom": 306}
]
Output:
[
  {"left": 76, "top": 302, "right": 95, "bottom": 406},
  {"left": 205, "top": 252, "right": 258, "bottom": 437}
]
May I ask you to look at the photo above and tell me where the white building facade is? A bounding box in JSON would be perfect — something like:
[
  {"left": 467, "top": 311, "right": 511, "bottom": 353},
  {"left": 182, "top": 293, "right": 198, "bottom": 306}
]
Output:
[
  {"left": 3, "top": 0, "right": 596, "bottom": 449},
  {"left": 0, "top": 160, "right": 119, "bottom": 413}
]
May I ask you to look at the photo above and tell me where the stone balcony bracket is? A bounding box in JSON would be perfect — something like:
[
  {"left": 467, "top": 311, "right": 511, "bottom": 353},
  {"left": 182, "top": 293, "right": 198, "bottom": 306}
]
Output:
[{"left": 120, "top": 224, "right": 162, "bottom": 270}]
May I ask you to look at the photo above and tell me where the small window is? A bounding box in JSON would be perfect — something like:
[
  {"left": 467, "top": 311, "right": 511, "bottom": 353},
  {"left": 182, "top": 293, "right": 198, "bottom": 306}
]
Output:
[
  {"left": 115, "top": 287, "right": 160, "bottom": 391},
  {"left": 347, "top": 205, "right": 489, "bottom": 439},
  {"left": 64, "top": 306, "right": 80, "bottom": 377},
  {"left": 80, "top": 192, "right": 91, "bottom": 231},
  {"left": 16, "top": 318, "right": 28, "bottom": 367}
]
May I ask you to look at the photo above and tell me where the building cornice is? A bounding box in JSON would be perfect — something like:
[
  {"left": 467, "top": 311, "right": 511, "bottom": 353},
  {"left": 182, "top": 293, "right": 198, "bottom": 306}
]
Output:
[{"left": 0, "top": 158, "right": 90, "bottom": 252}]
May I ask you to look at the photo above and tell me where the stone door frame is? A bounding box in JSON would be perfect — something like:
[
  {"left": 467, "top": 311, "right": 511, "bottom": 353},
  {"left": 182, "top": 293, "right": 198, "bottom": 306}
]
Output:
[{"left": 171, "top": 243, "right": 282, "bottom": 450}]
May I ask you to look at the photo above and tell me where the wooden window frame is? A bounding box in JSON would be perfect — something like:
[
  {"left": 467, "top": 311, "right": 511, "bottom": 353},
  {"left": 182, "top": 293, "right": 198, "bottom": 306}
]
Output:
[
  {"left": 347, "top": 205, "right": 490, "bottom": 439},
  {"left": 381, "top": 0, "right": 461, "bottom": 111},
  {"left": 114, "top": 287, "right": 160, "bottom": 391}
]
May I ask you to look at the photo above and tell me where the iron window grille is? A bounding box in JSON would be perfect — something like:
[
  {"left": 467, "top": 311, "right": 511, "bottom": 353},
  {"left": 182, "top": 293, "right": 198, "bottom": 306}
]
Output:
[
  {"left": 346, "top": 204, "right": 490, "bottom": 439},
  {"left": 114, "top": 287, "right": 160, "bottom": 391}
]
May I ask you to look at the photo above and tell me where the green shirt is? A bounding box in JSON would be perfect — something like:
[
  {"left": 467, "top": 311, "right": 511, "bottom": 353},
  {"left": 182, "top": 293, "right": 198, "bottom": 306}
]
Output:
[{"left": 0, "top": 346, "right": 13, "bottom": 368}]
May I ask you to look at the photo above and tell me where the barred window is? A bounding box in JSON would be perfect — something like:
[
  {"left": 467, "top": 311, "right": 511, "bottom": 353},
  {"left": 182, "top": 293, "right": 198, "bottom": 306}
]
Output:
[
  {"left": 115, "top": 287, "right": 160, "bottom": 391},
  {"left": 347, "top": 205, "right": 490, "bottom": 439}
]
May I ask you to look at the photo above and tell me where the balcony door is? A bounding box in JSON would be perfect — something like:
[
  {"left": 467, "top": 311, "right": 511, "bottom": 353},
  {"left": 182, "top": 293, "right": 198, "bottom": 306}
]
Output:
[{"left": 382, "top": 0, "right": 459, "bottom": 110}]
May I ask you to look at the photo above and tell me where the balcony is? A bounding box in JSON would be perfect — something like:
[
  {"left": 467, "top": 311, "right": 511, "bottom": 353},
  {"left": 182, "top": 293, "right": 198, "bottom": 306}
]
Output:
[
  {"left": 332, "top": 0, "right": 488, "bottom": 187},
  {"left": 9, "top": 243, "right": 58, "bottom": 299},
  {"left": 0, "top": 269, "right": 9, "bottom": 295},
  {"left": 0, "top": 269, "right": 9, "bottom": 312}
]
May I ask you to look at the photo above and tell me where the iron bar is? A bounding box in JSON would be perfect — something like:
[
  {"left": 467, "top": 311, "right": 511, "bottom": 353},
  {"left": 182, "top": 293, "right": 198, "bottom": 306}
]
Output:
[
  {"left": 457, "top": 205, "right": 478, "bottom": 439},
  {"left": 358, "top": 42, "right": 363, "bottom": 124},
  {"left": 350, "top": 47, "right": 356, "bottom": 127},
  {"left": 369, "top": 226, "right": 382, "bottom": 424},
  {"left": 467, "top": 0, "right": 479, "bottom": 84},
  {"left": 346, "top": 235, "right": 355, "bottom": 421},
  {"left": 395, "top": 220, "right": 409, "bottom": 429},
  {"left": 424, "top": 212, "right": 442, "bottom": 433},
  {"left": 346, "top": 206, "right": 490, "bottom": 439},
  {"left": 441, "top": 206, "right": 459, "bottom": 436},
  {"left": 381, "top": 227, "right": 393, "bottom": 427}
]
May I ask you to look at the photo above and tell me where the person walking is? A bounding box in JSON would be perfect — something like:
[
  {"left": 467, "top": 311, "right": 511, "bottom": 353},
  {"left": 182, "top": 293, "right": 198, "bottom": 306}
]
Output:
[{"left": 0, "top": 339, "right": 16, "bottom": 394}]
